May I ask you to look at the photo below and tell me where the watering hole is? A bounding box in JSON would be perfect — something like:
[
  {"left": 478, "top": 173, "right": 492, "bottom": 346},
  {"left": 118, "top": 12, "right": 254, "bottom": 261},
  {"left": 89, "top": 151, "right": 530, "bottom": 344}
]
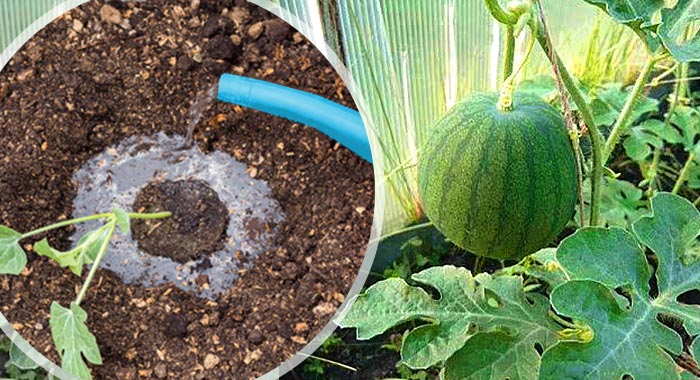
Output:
[{"left": 70, "top": 132, "right": 285, "bottom": 298}]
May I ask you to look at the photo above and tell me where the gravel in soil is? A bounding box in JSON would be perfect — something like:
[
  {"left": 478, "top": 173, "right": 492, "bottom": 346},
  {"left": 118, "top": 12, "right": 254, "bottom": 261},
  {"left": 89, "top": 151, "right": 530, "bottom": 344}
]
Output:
[{"left": 0, "top": 1, "right": 374, "bottom": 379}]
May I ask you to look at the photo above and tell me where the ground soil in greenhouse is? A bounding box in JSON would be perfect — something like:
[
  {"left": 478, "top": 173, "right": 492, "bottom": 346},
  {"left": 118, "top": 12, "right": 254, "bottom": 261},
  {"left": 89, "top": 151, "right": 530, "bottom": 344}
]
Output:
[{"left": 0, "top": 1, "right": 374, "bottom": 379}]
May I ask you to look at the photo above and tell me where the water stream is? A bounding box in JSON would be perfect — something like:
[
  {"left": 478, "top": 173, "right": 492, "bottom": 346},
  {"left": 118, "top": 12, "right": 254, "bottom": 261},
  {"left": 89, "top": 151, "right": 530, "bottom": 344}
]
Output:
[{"left": 185, "top": 83, "right": 219, "bottom": 146}]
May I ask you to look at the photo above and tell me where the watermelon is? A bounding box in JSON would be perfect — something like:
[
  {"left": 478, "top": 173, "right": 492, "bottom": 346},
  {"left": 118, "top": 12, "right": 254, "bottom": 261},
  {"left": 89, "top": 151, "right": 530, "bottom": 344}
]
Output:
[{"left": 418, "top": 92, "right": 577, "bottom": 260}]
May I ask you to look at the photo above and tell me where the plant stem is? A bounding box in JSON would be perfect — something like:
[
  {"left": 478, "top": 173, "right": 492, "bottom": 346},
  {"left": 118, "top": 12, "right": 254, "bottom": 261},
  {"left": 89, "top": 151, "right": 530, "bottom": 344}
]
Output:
[
  {"left": 75, "top": 221, "right": 117, "bottom": 306},
  {"left": 498, "top": 29, "right": 536, "bottom": 111},
  {"left": 603, "top": 53, "right": 659, "bottom": 162},
  {"left": 644, "top": 146, "right": 663, "bottom": 195},
  {"left": 129, "top": 211, "right": 172, "bottom": 220},
  {"left": 672, "top": 152, "right": 696, "bottom": 194},
  {"left": 473, "top": 256, "right": 486, "bottom": 273},
  {"left": 484, "top": 0, "right": 519, "bottom": 25},
  {"left": 307, "top": 355, "right": 357, "bottom": 372},
  {"left": 647, "top": 63, "right": 686, "bottom": 194},
  {"left": 19, "top": 211, "right": 171, "bottom": 239},
  {"left": 532, "top": 1, "right": 603, "bottom": 226},
  {"left": 503, "top": 25, "right": 515, "bottom": 80},
  {"left": 20, "top": 213, "right": 111, "bottom": 239}
]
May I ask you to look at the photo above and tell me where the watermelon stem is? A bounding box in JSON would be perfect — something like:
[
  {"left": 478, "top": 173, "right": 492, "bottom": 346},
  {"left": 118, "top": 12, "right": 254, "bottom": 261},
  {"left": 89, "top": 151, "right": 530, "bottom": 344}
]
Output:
[
  {"left": 497, "top": 23, "right": 536, "bottom": 112},
  {"left": 603, "top": 51, "right": 664, "bottom": 162},
  {"left": 502, "top": 25, "right": 515, "bottom": 81},
  {"left": 646, "top": 63, "right": 686, "bottom": 195},
  {"left": 484, "top": 0, "right": 519, "bottom": 25},
  {"left": 531, "top": 0, "right": 604, "bottom": 227}
]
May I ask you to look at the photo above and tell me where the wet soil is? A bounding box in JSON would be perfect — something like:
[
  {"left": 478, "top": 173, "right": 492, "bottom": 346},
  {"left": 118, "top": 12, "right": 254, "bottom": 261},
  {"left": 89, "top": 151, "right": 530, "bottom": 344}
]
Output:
[
  {"left": 0, "top": 1, "right": 374, "bottom": 379},
  {"left": 132, "top": 179, "right": 229, "bottom": 263}
]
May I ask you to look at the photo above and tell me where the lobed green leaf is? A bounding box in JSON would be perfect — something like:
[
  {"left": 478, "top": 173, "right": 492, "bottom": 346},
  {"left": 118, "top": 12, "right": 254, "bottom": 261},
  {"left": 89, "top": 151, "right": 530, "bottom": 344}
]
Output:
[
  {"left": 589, "top": 83, "right": 658, "bottom": 128},
  {"left": 543, "top": 192, "right": 700, "bottom": 380},
  {"left": 341, "top": 266, "right": 559, "bottom": 376},
  {"left": 50, "top": 302, "right": 102, "bottom": 380},
  {"left": 35, "top": 226, "right": 111, "bottom": 276},
  {"left": 669, "top": 105, "right": 700, "bottom": 152},
  {"left": 658, "top": 0, "right": 700, "bottom": 62},
  {"left": 582, "top": 0, "right": 664, "bottom": 50}
]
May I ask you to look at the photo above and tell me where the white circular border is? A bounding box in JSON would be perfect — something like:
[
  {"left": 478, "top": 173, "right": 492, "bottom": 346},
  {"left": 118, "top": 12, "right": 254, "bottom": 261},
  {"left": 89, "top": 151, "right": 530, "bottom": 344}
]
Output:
[{"left": 0, "top": 1, "right": 386, "bottom": 379}]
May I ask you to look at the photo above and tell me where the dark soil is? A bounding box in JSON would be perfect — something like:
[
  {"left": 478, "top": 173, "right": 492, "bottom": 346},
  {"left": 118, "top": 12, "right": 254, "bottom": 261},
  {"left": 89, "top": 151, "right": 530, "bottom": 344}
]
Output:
[
  {"left": 0, "top": 1, "right": 374, "bottom": 379},
  {"left": 132, "top": 179, "right": 229, "bottom": 263}
]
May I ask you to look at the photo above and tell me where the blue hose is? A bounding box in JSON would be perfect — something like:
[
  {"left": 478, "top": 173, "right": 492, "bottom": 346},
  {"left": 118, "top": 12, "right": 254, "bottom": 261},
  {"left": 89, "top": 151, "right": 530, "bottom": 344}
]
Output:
[{"left": 217, "top": 74, "right": 372, "bottom": 163}]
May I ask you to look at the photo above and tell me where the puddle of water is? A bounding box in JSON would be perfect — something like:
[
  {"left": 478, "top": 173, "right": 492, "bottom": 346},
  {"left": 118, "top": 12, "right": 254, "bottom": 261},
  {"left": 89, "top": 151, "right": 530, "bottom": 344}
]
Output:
[
  {"left": 185, "top": 83, "right": 219, "bottom": 146},
  {"left": 71, "top": 132, "right": 284, "bottom": 298}
]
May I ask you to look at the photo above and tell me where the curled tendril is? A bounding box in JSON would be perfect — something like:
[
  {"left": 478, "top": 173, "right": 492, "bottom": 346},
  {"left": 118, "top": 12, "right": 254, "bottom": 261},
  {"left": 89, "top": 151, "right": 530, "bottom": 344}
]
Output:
[{"left": 484, "top": 0, "right": 532, "bottom": 26}]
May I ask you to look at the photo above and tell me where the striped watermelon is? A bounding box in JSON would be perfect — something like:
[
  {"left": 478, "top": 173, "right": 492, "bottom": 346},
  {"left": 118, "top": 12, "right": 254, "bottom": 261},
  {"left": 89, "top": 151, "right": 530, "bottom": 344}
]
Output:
[{"left": 418, "top": 92, "right": 577, "bottom": 260}]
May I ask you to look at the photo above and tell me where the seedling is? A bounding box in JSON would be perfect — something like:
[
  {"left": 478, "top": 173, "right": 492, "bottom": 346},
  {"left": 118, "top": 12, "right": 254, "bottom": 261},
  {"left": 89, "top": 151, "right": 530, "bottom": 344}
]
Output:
[{"left": 0, "top": 208, "right": 170, "bottom": 380}]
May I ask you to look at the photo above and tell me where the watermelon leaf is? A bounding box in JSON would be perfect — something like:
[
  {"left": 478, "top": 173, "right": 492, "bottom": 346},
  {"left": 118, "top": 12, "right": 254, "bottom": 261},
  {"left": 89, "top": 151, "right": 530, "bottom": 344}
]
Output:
[
  {"left": 8, "top": 341, "right": 40, "bottom": 371},
  {"left": 624, "top": 119, "right": 681, "bottom": 161},
  {"left": 50, "top": 302, "right": 102, "bottom": 380},
  {"left": 582, "top": 0, "right": 664, "bottom": 49},
  {"left": 577, "top": 177, "right": 648, "bottom": 228},
  {"left": 589, "top": 83, "right": 658, "bottom": 127},
  {"left": 0, "top": 225, "right": 26, "bottom": 275},
  {"left": 669, "top": 105, "right": 700, "bottom": 152},
  {"left": 340, "top": 266, "right": 560, "bottom": 377},
  {"left": 111, "top": 207, "right": 130, "bottom": 235},
  {"left": 658, "top": 0, "right": 700, "bottom": 62},
  {"left": 582, "top": 0, "right": 663, "bottom": 26},
  {"left": 34, "top": 226, "right": 111, "bottom": 276},
  {"left": 541, "top": 192, "right": 700, "bottom": 380}
]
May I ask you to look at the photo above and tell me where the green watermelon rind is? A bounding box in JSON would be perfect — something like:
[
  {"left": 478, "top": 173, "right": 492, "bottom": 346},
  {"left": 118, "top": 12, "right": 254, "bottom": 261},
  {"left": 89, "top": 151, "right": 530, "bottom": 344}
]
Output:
[{"left": 418, "top": 92, "right": 577, "bottom": 260}]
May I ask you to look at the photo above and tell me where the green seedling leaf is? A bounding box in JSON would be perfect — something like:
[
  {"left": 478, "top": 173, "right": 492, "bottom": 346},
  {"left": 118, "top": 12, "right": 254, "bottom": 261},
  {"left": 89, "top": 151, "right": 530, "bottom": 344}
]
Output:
[
  {"left": 541, "top": 192, "right": 700, "bottom": 380},
  {"left": 590, "top": 83, "right": 658, "bottom": 127},
  {"left": 35, "top": 226, "right": 111, "bottom": 276},
  {"left": 50, "top": 302, "right": 102, "bottom": 380},
  {"left": 9, "top": 342, "right": 40, "bottom": 370},
  {"left": 0, "top": 225, "right": 27, "bottom": 275},
  {"left": 111, "top": 207, "right": 130, "bottom": 235},
  {"left": 341, "top": 266, "right": 559, "bottom": 376},
  {"left": 658, "top": 0, "right": 700, "bottom": 62}
]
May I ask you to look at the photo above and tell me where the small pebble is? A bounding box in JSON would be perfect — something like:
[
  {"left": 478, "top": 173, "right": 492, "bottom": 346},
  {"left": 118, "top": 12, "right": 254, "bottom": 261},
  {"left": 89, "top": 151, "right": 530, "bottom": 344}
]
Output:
[
  {"left": 154, "top": 363, "right": 167, "bottom": 379},
  {"left": 100, "top": 4, "right": 122, "bottom": 25},
  {"left": 247, "top": 22, "right": 264, "bottom": 40},
  {"left": 72, "top": 19, "right": 84, "bottom": 32},
  {"left": 203, "top": 353, "right": 220, "bottom": 369}
]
